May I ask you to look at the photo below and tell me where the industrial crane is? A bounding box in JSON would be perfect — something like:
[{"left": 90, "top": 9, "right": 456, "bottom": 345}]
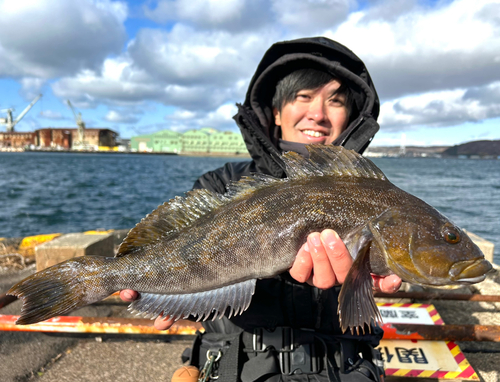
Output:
[
  {"left": 67, "top": 100, "right": 86, "bottom": 147},
  {"left": 0, "top": 94, "right": 42, "bottom": 132}
]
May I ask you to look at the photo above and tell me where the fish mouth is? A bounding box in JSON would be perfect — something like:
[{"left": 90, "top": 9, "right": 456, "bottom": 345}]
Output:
[
  {"left": 456, "top": 275, "right": 487, "bottom": 284},
  {"left": 449, "top": 259, "right": 492, "bottom": 284}
]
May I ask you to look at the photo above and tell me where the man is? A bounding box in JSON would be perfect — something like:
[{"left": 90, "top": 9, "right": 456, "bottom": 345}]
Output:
[{"left": 122, "top": 37, "right": 401, "bottom": 381}]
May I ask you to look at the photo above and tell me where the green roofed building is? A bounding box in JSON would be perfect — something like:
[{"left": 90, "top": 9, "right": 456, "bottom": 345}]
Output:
[
  {"left": 131, "top": 130, "right": 182, "bottom": 153},
  {"left": 210, "top": 131, "right": 247, "bottom": 155},
  {"left": 130, "top": 134, "right": 154, "bottom": 152},
  {"left": 131, "top": 128, "right": 248, "bottom": 155},
  {"left": 182, "top": 129, "right": 211, "bottom": 153},
  {"left": 152, "top": 130, "right": 182, "bottom": 153}
]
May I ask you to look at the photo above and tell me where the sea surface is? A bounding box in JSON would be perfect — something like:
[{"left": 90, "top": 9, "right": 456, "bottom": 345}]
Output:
[{"left": 1, "top": 152, "right": 499, "bottom": 263}]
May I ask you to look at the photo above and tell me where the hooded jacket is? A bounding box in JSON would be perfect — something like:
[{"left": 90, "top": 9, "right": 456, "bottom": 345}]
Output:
[
  {"left": 193, "top": 37, "right": 382, "bottom": 342},
  {"left": 195, "top": 37, "right": 381, "bottom": 193}
]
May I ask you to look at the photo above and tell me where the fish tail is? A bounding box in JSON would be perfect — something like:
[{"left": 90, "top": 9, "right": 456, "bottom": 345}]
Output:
[{"left": 8, "top": 256, "right": 115, "bottom": 325}]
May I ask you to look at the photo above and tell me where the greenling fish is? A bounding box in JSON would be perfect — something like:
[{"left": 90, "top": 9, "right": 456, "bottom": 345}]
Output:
[{"left": 8, "top": 145, "right": 492, "bottom": 334}]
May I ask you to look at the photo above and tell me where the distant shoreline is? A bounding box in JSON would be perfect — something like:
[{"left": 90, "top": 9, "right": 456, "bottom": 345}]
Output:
[
  {"left": 2, "top": 139, "right": 500, "bottom": 159},
  {"left": 0, "top": 148, "right": 251, "bottom": 159}
]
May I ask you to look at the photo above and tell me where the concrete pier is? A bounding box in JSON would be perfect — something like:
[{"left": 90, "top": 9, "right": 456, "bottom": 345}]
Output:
[{"left": 35, "top": 232, "right": 115, "bottom": 271}]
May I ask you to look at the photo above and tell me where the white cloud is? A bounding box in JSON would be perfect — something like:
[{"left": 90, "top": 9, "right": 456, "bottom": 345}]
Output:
[
  {"left": 196, "top": 103, "right": 238, "bottom": 129},
  {"left": 329, "top": 0, "right": 500, "bottom": 99},
  {"left": 379, "top": 82, "right": 500, "bottom": 129},
  {"left": 165, "top": 109, "right": 198, "bottom": 121},
  {"left": 143, "top": 0, "right": 271, "bottom": 31},
  {"left": 271, "top": 0, "right": 355, "bottom": 35},
  {"left": 104, "top": 110, "right": 140, "bottom": 124},
  {"left": 128, "top": 25, "right": 272, "bottom": 86},
  {"left": 0, "top": 0, "right": 127, "bottom": 78},
  {"left": 51, "top": 58, "right": 163, "bottom": 109},
  {"left": 51, "top": 25, "right": 275, "bottom": 111},
  {"left": 19, "top": 78, "right": 46, "bottom": 100},
  {"left": 165, "top": 103, "right": 238, "bottom": 131}
]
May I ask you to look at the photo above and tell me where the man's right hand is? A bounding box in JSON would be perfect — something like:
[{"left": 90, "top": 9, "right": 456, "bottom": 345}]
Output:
[
  {"left": 289, "top": 229, "right": 402, "bottom": 293},
  {"left": 119, "top": 290, "right": 175, "bottom": 331}
]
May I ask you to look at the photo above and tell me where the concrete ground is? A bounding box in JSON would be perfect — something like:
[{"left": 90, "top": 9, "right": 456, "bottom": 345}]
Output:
[{"left": 1, "top": 265, "right": 500, "bottom": 382}]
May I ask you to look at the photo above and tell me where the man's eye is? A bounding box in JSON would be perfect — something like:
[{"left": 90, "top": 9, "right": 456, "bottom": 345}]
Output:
[
  {"left": 296, "top": 94, "right": 310, "bottom": 100},
  {"left": 330, "top": 97, "right": 344, "bottom": 105}
]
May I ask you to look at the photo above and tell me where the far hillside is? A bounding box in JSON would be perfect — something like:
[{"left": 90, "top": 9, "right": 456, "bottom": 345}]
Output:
[{"left": 442, "top": 140, "right": 500, "bottom": 158}]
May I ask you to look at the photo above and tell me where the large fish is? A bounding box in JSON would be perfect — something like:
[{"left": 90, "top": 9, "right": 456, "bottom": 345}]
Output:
[{"left": 8, "top": 146, "right": 492, "bottom": 333}]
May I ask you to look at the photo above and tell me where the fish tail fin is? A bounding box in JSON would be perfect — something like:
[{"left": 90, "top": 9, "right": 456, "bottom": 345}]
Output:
[{"left": 8, "top": 257, "right": 115, "bottom": 325}]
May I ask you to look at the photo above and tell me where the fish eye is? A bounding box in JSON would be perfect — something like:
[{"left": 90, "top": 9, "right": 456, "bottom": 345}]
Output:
[{"left": 443, "top": 227, "right": 460, "bottom": 244}]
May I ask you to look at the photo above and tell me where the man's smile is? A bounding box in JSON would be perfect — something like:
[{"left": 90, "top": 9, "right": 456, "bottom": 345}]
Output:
[{"left": 302, "top": 129, "right": 327, "bottom": 138}]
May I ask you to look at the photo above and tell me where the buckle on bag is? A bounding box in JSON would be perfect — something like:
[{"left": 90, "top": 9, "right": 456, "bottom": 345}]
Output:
[
  {"left": 252, "top": 327, "right": 320, "bottom": 375},
  {"left": 252, "top": 327, "right": 294, "bottom": 353}
]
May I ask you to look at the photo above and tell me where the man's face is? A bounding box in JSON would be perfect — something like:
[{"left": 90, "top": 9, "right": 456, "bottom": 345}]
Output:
[{"left": 273, "top": 79, "right": 348, "bottom": 145}]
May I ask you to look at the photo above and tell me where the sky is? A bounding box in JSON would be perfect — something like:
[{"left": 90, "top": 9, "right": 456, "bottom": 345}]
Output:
[{"left": 0, "top": 0, "right": 499, "bottom": 147}]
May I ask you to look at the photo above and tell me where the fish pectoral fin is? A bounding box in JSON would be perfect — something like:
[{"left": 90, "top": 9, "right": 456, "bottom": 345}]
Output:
[
  {"left": 128, "top": 279, "right": 257, "bottom": 322},
  {"left": 338, "top": 234, "right": 382, "bottom": 335}
]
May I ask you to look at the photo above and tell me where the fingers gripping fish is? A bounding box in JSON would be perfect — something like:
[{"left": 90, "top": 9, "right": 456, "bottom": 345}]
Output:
[{"left": 8, "top": 146, "right": 492, "bottom": 334}]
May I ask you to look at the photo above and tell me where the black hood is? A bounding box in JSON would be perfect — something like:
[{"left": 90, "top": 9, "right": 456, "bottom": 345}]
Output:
[
  {"left": 233, "top": 37, "right": 381, "bottom": 177},
  {"left": 234, "top": 37, "right": 380, "bottom": 176}
]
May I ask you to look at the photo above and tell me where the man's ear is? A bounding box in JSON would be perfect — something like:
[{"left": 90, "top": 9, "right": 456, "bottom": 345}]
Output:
[{"left": 273, "top": 107, "right": 281, "bottom": 126}]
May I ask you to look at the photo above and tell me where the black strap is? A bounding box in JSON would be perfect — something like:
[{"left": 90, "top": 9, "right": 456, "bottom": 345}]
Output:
[
  {"left": 217, "top": 333, "right": 241, "bottom": 382},
  {"left": 241, "top": 350, "right": 281, "bottom": 382},
  {"left": 338, "top": 116, "right": 380, "bottom": 154}
]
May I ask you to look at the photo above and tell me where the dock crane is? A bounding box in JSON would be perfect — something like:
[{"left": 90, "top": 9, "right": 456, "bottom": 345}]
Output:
[
  {"left": 67, "top": 100, "right": 86, "bottom": 146},
  {"left": 0, "top": 94, "right": 42, "bottom": 132}
]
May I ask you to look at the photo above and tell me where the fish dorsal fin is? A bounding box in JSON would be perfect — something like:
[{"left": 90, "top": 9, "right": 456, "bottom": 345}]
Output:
[
  {"left": 283, "top": 145, "right": 386, "bottom": 181},
  {"left": 117, "top": 188, "right": 228, "bottom": 257},
  {"left": 226, "top": 173, "right": 284, "bottom": 197}
]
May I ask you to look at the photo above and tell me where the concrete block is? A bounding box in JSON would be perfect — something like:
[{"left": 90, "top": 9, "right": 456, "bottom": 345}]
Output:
[
  {"left": 35, "top": 232, "right": 114, "bottom": 271},
  {"left": 464, "top": 230, "right": 496, "bottom": 265}
]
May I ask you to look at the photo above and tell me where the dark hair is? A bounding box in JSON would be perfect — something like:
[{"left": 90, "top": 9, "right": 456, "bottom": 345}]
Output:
[{"left": 271, "top": 68, "right": 352, "bottom": 119}]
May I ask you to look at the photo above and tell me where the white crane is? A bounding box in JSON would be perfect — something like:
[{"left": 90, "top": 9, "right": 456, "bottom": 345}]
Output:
[
  {"left": 0, "top": 94, "right": 42, "bottom": 132},
  {"left": 67, "top": 100, "right": 86, "bottom": 146}
]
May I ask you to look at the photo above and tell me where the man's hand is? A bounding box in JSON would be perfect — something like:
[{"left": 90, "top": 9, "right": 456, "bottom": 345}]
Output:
[
  {"left": 119, "top": 290, "right": 175, "bottom": 330},
  {"left": 289, "top": 229, "right": 402, "bottom": 293}
]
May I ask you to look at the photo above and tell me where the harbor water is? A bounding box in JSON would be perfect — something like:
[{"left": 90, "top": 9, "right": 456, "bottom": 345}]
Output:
[{"left": 1, "top": 152, "right": 499, "bottom": 262}]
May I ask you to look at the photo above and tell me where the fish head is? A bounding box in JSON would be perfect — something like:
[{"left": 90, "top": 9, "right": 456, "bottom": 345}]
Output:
[{"left": 368, "top": 206, "right": 492, "bottom": 286}]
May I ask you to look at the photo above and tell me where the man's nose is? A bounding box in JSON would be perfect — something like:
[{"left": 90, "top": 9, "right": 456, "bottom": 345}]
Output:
[{"left": 306, "top": 98, "right": 325, "bottom": 122}]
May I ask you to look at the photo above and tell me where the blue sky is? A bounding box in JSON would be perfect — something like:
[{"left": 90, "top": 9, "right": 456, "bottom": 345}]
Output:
[{"left": 1, "top": 0, "right": 499, "bottom": 146}]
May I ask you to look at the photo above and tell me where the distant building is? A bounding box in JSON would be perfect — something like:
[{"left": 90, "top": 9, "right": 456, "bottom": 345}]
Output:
[
  {"left": 210, "top": 131, "right": 247, "bottom": 154},
  {"left": 182, "top": 129, "right": 211, "bottom": 153},
  {"left": 131, "top": 134, "right": 153, "bottom": 152},
  {"left": 0, "top": 131, "right": 36, "bottom": 148},
  {"left": 130, "top": 128, "right": 247, "bottom": 155},
  {"left": 35, "top": 128, "right": 117, "bottom": 149},
  {"left": 130, "top": 130, "right": 182, "bottom": 153}
]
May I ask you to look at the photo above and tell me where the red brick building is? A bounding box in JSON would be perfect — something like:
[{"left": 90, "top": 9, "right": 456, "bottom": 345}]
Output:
[
  {"left": 0, "top": 128, "right": 117, "bottom": 150},
  {"left": 35, "top": 128, "right": 117, "bottom": 149},
  {"left": 0, "top": 132, "right": 36, "bottom": 148}
]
